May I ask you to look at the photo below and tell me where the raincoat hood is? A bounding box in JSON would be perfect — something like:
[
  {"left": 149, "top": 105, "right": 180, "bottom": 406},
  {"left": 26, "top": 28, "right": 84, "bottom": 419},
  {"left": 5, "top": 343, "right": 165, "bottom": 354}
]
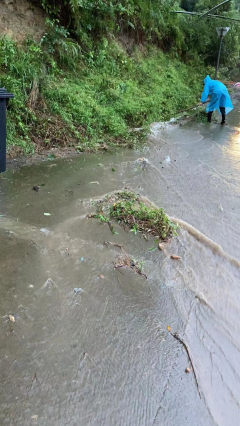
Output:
[{"left": 204, "top": 75, "right": 212, "bottom": 85}]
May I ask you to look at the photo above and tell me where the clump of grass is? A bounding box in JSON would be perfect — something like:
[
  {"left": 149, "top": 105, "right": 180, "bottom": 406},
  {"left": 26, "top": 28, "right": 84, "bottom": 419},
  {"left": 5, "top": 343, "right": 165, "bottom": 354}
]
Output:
[
  {"left": 194, "top": 109, "right": 209, "bottom": 123},
  {"left": 194, "top": 108, "right": 220, "bottom": 124},
  {"left": 92, "top": 190, "right": 176, "bottom": 240},
  {"left": 110, "top": 196, "right": 176, "bottom": 240},
  {"left": 91, "top": 190, "right": 176, "bottom": 240}
]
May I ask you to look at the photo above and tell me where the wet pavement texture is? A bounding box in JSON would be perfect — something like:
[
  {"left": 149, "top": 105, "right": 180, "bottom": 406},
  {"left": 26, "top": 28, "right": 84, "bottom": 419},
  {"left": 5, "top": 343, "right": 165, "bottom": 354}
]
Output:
[{"left": 1, "top": 94, "right": 240, "bottom": 426}]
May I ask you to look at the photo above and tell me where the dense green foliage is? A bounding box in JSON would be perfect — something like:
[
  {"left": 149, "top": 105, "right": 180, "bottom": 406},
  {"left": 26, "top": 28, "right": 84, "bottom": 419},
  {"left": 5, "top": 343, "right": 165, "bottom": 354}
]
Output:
[
  {"left": 0, "top": 0, "right": 239, "bottom": 154},
  {"left": 179, "top": 0, "right": 240, "bottom": 68},
  {"left": 33, "top": 0, "right": 240, "bottom": 66},
  {"left": 0, "top": 36, "right": 205, "bottom": 153}
]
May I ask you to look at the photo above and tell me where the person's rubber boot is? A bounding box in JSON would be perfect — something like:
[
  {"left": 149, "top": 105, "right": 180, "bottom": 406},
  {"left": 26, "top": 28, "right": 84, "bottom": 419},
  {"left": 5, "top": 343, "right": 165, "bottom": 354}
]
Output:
[
  {"left": 220, "top": 107, "right": 226, "bottom": 125},
  {"left": 207, "top": 112, "right": 213, "bottom": 123}
]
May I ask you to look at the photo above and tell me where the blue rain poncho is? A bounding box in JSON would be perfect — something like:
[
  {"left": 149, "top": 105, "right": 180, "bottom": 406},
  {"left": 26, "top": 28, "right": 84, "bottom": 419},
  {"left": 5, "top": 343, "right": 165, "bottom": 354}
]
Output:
[{"left": 201, "top": 75, "right": 233, "bottom": 114}]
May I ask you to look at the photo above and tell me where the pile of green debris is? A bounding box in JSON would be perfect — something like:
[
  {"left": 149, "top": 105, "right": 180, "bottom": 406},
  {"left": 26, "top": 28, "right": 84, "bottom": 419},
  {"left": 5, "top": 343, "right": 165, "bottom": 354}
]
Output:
[{"left": 94, "top": 190, "right": 177, "bottom": 241}]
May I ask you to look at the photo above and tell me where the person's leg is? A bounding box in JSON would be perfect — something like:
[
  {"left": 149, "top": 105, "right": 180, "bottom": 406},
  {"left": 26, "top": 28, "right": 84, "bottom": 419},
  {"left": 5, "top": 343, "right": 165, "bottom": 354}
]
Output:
[
  {"left": 220, "top": 107, "right": 226, "bottom": 124},
  {"left": 207, "top": 111, "right": 213, "bottom": 122}
]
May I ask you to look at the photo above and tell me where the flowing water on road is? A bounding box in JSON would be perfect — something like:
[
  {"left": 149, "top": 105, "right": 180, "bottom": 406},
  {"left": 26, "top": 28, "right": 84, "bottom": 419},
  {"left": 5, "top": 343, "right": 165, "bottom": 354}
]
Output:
[{"left": 0, "top": 95, "right": 240, "bottom": 426}]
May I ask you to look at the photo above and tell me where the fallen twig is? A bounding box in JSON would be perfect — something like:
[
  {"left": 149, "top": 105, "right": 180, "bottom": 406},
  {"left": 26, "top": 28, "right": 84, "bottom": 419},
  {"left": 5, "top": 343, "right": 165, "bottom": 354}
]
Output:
[
  {"left": 171, "top": 332, "right": 201, "bottom": 398},
  {"left": 114, "top": 255, "right": 147, "bottom": 279},
  {"left": 75, "top": 352, "right": 87, "bottom": 380},
  {"left": 176, "top": 100, "right": 208, "bottom": 115},
  {"left": 75, "top": 352, "right": 96, "bottom": 380},
  {"left": 115, "top": 265, "right": 124, "bottom": 275},
  {"left": 86, "top": 213, "right": 96, "bottom": 219},
  {"left": 108, "top": 221, "right": 115, "bottom": 234},
  {"left": 28, "top": 372, "right": 40, "bottom": 397},
  {"left": 104, "top": 241, "right": 124, "bottom": 250}
]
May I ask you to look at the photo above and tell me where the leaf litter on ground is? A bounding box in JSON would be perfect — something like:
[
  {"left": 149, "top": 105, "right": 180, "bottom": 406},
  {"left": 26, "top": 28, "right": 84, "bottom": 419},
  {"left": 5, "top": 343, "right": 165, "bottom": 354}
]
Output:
[
  {"left": 170, "top": 255, "right": 181, "bottom": 260},
  {"left": 114, "top": 254, "right": 147, "bottom": 279},
  {"left": 8, "top": 315, "right": 16, "bottom": 323},
  {"left": 74, "top": 288, "right": 84, "bottom": 294}
]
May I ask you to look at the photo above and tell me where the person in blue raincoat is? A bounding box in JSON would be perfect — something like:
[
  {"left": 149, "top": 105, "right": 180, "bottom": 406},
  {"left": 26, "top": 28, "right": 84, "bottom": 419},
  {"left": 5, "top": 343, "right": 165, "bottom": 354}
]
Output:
[{"left": 201, "top": 75, "right": 233, "bottom": 124}]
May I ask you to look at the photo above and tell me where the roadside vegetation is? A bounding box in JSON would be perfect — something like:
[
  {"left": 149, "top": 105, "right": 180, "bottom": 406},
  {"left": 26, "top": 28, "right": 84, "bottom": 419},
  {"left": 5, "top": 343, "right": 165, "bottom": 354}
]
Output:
[{"left": 0, "top": 0, "right": 239, "bottom": 155}]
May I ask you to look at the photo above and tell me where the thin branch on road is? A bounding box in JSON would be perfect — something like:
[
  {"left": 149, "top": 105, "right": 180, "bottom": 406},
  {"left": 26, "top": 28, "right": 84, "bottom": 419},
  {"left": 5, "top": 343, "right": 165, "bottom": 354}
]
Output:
[{"left": 171, "top": 332, "right": 201, "bottom": 398}]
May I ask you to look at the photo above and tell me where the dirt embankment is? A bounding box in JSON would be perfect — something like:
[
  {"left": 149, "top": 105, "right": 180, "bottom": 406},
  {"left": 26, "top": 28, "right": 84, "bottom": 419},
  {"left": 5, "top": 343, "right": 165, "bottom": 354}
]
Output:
[{"left": 0, "top": 0, "right": 45, "bottom": 42}]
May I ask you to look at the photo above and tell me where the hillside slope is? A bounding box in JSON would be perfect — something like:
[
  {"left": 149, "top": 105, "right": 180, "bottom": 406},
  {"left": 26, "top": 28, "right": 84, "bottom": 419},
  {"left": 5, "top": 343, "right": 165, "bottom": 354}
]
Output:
[
  {"left": 2, "top": 0, "right": 237, "bottom": 156},
  {"left": 0, "top": 0, "right": 45, "bottom": 42}
]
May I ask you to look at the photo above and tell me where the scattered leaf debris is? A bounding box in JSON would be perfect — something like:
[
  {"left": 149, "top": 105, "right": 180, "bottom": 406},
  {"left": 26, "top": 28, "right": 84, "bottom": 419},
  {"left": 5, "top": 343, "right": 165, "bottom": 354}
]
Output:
[
  {"left": 86, "top": 213, "right": 96, "bottom": 219},
  {"left": 74, "top": 288, "right": 84, "bottom": 294},
  {"left": 8, "top": 315, "right": 16, "bottom": 323},
  {"left": 114, "top": 254, "right": 147, "bottom": 279},
  {"left": 31, "top": 415, "right": 38, "bottom": 421}
]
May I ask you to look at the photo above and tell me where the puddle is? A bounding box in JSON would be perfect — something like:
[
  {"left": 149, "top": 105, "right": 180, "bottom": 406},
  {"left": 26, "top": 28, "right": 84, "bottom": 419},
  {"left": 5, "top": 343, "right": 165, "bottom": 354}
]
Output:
[{"left": 0, "top": 96, "right": 240, "bottom": 425}]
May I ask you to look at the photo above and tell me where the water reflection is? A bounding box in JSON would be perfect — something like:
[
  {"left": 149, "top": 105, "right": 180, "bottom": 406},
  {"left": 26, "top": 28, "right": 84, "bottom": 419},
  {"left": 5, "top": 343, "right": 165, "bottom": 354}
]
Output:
[{"left": 230, "top": 127, "right": 240, "bottom": 150}]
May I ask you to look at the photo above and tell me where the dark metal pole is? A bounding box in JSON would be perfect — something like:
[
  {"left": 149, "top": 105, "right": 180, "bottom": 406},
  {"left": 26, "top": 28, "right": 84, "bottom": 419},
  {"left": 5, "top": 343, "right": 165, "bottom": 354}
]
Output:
[
  {"left": 0, "top": 98, "right": 7, "bottom": 173},
  {"left": 0, "top": 88, "right": 14, "bottom": 173},
  {"left": 215, "top": 30, "right": 224, "bottom": 80}
]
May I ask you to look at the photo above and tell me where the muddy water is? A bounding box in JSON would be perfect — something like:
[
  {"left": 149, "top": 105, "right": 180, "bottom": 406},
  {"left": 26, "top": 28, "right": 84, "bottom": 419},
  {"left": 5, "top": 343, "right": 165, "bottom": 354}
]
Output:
[{"left": 0, "top": 96, "right": 240, "bottom": 426}]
